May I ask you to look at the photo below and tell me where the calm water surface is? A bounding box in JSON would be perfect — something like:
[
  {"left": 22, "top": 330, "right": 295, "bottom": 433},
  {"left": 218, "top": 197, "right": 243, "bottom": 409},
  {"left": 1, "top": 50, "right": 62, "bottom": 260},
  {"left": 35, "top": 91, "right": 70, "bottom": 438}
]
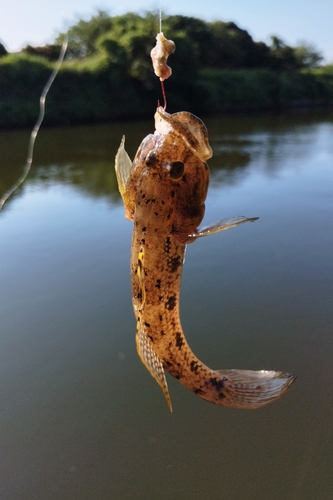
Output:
[{"left": 0, "top": 112, "right": 333, "bottom": 500}]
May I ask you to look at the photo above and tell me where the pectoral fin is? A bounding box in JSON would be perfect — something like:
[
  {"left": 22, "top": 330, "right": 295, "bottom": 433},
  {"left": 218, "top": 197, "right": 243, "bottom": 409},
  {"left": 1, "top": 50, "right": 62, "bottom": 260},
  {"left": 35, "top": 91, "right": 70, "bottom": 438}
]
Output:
[
  {"left": 187, "top": 216, "right": 258, "bottom": 240},
  {"left": 215, "top": 369, "right": 296, "bottom": 409},
  {"left": 115, "top": 136, "right": 133, "bottom": 218},
  {"left": 136, "top": 320, "right": 172, "bottom": 412}
]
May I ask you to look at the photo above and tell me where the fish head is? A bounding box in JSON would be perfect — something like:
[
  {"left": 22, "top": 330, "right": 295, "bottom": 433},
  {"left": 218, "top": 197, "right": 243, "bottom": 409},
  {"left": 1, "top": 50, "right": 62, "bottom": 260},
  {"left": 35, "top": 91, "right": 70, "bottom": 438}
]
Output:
[{"left": 131, "top": 107, "right": 212, "bottom": 242}]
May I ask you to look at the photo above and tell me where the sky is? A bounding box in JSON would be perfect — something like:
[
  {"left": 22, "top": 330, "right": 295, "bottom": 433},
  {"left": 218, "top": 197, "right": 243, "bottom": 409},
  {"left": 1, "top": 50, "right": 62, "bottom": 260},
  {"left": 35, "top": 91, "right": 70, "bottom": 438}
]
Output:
[{"left": 0, "top": 0, "right": 332, "bottom": 62}]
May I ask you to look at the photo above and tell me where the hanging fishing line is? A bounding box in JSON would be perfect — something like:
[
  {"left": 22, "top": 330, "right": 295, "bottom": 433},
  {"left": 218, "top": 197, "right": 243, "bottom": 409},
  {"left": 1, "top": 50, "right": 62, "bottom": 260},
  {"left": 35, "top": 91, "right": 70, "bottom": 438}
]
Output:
[
  {"left": 150, "top": 15, "right": 175, "bottom": 110},
  {"left": 0, "top": 33, "right": 68, "bottom": 212}
]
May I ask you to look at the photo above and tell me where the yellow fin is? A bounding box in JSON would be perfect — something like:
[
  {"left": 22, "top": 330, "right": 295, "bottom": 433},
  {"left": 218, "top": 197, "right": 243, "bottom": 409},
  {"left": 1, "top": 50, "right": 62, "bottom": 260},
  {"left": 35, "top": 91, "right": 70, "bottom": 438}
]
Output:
[
  {"left": 115, "top": 135, "right": 133, "bottom": 207},
  {"left": 136, "top": 320, "right": 172, "bottom": 412}
]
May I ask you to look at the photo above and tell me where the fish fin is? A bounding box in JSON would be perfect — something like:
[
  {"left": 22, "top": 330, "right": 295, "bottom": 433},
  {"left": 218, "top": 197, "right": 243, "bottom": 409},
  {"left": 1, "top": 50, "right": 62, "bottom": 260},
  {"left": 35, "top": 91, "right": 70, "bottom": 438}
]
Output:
[
  {"left": 115, "top": 136, "right": 133, "bottom": 213},
  {"left": 215, "top": 369, "right": 296, "bottom": 409},
  {"left": 155, "top": 107, "right": 212, "bottom": 161},
  {"left": 187, "top": 216, "right": 259, "bottom": 240},
  {"left": 136, "top": 323, "right": 172, "bottom": 412}
]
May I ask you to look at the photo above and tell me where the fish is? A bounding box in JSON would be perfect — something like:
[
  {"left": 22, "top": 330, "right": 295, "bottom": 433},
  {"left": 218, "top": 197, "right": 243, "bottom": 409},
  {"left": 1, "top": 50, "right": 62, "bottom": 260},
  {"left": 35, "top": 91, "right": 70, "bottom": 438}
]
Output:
[{"left": 115, "top": 106, "right": 296, "bottom": 411}]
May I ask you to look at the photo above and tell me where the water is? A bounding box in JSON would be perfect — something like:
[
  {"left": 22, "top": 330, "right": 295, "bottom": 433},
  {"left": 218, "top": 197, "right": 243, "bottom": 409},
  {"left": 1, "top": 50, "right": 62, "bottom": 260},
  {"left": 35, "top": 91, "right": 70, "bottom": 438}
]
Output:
[{"left": 0, "top": 112, "right": 333, "bottom": 500}]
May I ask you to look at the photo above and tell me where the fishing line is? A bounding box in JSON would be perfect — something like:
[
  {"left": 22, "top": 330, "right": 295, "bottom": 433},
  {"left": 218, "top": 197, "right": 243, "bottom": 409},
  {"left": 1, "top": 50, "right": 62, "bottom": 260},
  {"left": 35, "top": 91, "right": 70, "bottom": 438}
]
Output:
[
  {"left": 0, "top": 33, "right": 68, "bottom": 212},
  {"left": 158, "top": 9, "right": 167, "bottom": 110}
]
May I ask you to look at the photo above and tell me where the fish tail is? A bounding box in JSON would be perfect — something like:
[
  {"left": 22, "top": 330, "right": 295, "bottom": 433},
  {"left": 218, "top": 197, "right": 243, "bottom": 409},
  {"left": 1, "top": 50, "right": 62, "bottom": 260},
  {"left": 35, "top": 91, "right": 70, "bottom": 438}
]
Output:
[{"left": 206, "top": 369, "right": 296, "bottom": 409}]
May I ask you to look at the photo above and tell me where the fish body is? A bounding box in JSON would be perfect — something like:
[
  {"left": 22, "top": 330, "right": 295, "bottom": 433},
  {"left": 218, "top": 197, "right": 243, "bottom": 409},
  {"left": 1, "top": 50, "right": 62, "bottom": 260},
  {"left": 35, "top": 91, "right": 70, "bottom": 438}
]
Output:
[{"left": 115, "top": 107, "right": 295, "bottom": 411}]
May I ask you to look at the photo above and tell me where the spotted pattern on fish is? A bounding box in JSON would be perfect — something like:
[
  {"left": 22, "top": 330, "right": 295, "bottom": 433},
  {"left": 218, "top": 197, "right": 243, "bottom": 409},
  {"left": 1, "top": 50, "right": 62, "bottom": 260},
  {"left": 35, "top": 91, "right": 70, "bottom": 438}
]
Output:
[{"left": 115, "top": 106, "right": 296, "bottom": 411}]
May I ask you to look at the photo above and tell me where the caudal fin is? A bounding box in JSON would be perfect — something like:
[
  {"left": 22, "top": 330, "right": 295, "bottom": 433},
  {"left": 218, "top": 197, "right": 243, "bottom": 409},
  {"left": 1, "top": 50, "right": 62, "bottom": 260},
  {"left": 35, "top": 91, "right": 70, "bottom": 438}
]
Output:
[{"left": 214, "top": 369, "right": 296, "bottom": 409}]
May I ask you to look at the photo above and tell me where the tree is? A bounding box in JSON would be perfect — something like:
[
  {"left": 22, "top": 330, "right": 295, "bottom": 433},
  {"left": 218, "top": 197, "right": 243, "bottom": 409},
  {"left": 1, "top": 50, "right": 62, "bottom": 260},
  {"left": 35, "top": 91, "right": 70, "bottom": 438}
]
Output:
[
  {"left": 294, "top": 41, "right": 323, "bottom": 68},
  {"left": 269, "top": 35, "right": 299, "bottom": 70},
  {"left": 0, "top": 42, "right": 7, "bottom": 57},
  {"left": 55, "top": 9, "right": 112, "bottom": 58},
  {"left": 22, "top": 44, "right": 63, "bottom": 61},
  {"left": 53, "top": 12, "right": 323, "bottom": 74}
]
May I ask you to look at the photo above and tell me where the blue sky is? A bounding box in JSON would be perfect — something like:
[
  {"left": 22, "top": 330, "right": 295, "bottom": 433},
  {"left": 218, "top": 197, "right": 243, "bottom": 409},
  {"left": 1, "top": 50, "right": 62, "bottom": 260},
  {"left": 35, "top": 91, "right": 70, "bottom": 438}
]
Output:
[{"left": 1, "top": 0, "right": 332, "bottom": 62}]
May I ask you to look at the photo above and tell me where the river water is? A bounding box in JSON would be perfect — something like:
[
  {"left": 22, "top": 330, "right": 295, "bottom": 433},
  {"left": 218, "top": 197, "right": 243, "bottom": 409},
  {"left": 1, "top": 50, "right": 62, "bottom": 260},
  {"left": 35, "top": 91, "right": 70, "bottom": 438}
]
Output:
[{"left": 0, "top": 111, "right": 333, "bottom": 500}]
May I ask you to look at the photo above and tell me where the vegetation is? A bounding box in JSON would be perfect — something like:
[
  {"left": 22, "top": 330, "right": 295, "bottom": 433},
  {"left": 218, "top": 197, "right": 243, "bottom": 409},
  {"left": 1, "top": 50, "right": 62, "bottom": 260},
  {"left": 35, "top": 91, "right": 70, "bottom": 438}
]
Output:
[{"left": 0, "top": 11, "right": 332, "bottom": 128}]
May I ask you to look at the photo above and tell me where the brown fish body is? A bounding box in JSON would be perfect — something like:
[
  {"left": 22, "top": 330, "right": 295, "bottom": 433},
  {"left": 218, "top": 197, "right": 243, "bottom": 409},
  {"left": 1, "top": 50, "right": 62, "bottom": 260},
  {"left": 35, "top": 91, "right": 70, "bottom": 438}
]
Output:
[
  {"left": 115, "top": 107, "right": 295, "bottom": 411},
  {"left": 130, "top": 123, "right": 224, "bottom": 401}
]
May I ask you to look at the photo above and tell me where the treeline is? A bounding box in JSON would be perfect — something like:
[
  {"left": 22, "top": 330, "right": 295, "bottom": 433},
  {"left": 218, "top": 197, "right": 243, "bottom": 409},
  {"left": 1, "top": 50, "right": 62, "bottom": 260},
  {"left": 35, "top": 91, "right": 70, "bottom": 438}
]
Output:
[{"left": 1, "top": 11, "right": 333, "bottom": 128}]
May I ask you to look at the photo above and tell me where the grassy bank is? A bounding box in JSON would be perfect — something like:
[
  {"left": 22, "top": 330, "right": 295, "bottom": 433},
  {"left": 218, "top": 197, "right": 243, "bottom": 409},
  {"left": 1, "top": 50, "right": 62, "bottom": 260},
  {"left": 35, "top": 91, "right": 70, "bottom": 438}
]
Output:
[
  {"left": 1, "top": 36, "right": 333, "bottom": 128},
  {"left": 1, "top": 53, "right": 333, "bottom": 129},
  {"left": 195, "top": 67, "right": 333, "bottom": 113}
]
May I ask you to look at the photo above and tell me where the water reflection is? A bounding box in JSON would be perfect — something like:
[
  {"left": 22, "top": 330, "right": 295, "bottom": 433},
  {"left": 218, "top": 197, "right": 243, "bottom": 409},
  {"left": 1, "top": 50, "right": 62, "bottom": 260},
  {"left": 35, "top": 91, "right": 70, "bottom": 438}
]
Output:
[
  {"left": 0, "top": 111, "right": 333, "bottom": 499},
  {"left": 1, "top": 111, "right": 333, "bottom": 210},
  {"left": 208, "top": 111, "right": 333, "bottom": 184}
]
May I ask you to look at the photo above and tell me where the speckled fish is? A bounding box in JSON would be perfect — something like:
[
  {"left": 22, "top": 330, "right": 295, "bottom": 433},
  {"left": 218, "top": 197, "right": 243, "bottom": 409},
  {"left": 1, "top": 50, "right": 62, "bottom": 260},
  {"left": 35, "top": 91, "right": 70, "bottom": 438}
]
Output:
[{"left": 115, "top": 106, "right": 295, "bottom": 411}]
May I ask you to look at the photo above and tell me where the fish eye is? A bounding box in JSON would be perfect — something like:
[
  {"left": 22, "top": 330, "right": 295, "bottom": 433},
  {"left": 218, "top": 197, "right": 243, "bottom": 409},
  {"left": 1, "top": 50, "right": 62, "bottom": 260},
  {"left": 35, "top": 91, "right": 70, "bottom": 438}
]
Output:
[{"left": 169, "top": 161, "right": 184, "bottom": 179}]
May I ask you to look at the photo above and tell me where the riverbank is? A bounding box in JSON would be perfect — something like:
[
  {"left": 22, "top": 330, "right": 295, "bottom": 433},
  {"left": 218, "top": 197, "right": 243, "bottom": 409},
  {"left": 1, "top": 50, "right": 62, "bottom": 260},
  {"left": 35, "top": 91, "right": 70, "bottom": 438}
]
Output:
[
  {"left": 1, "top": 53, "right": 333, "bottom": 129},
  {"left": 2, "top": 12, "right": 333, "bottom": 128}
]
